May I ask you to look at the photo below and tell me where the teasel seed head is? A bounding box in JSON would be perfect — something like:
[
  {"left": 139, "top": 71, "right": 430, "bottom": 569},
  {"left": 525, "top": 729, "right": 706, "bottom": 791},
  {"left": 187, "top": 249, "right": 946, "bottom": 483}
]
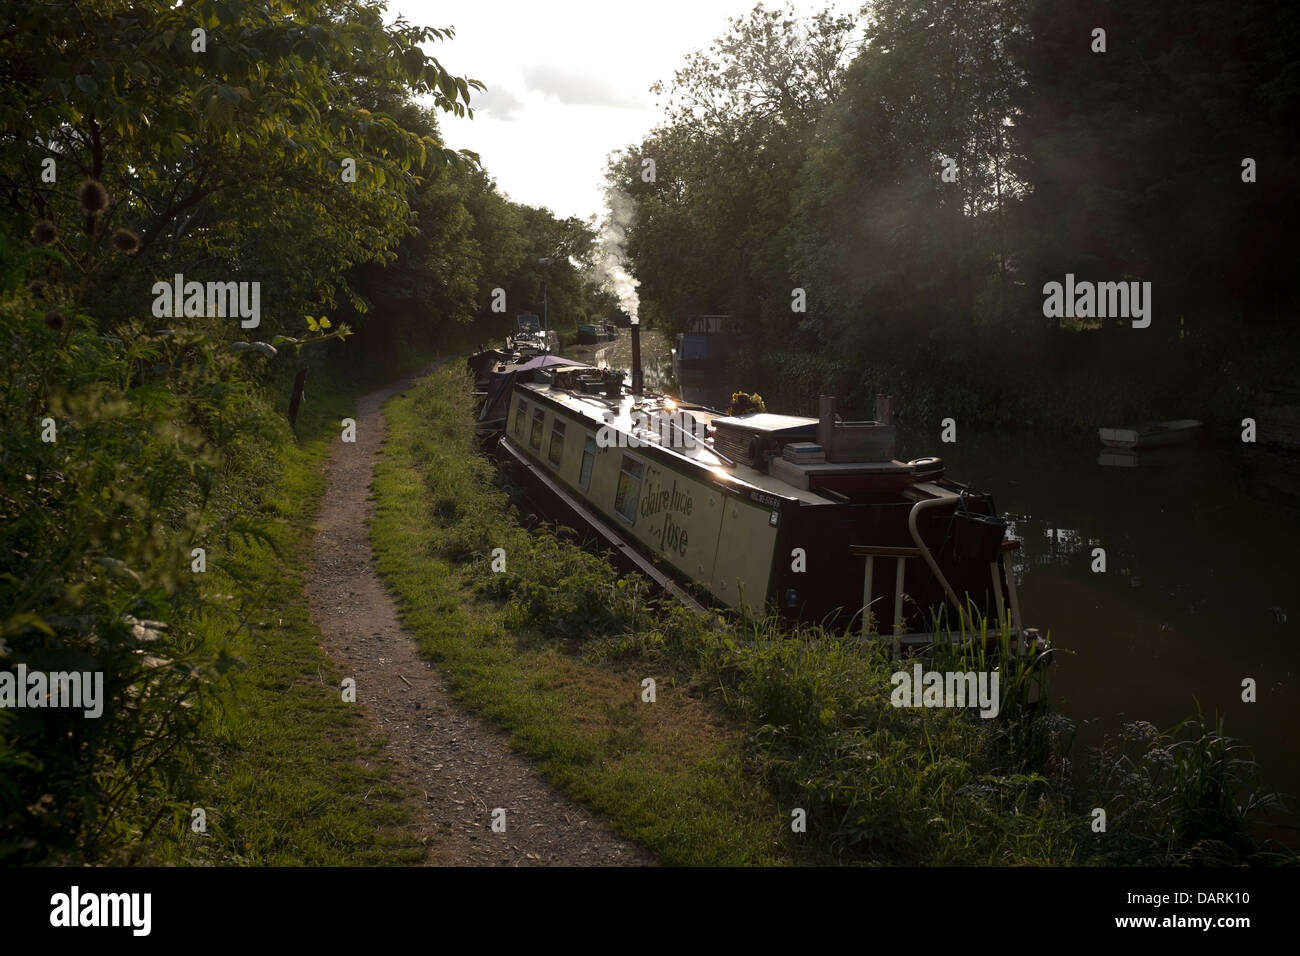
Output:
[
  {"left": 31, "top": 219, "right": 58, "bottom": 246},
  {"left": 76, "top": 178, "right": 109, "bottom": 215}
]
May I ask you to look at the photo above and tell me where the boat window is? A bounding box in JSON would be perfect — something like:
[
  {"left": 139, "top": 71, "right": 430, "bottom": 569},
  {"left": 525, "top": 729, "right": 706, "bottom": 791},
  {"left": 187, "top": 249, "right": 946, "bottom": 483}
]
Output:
[
  {"left": 514, "top": 399, "right": 527, "bottom": 439},
  {"left": 548, "top": 418, "right": 566, "bottom": 466},
  {"left": 614, "top": 454, "right": 644, "bottom": 523},
  {"left": 579, "top": 434, "right": 596, "bottom": 490},
  {"left": 530, "top": 407, "right": 545, "bottom": 449}
]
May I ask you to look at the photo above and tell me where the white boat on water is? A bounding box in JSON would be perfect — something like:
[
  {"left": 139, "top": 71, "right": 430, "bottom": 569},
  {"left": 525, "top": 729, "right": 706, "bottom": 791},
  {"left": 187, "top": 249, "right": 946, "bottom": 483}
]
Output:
[{"left": 1098, "top": 419, "right": 1202, "bottom": 449}]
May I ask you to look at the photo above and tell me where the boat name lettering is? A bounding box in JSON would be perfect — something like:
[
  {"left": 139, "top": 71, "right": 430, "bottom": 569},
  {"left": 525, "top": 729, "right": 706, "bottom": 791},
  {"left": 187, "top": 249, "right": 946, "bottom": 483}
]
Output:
[
  {"left": 641, "top": 476, "right": 694, "bottom": 520},
  {"left": 641, "top": 474, "right": 693, "bottom": 557}
]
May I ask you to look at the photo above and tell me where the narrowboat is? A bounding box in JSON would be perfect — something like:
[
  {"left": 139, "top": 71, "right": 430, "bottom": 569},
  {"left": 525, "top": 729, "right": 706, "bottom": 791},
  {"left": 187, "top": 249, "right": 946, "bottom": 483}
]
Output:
[
  {"left": 495, "top": 369, "right": 1040, "bottom": 650},
  {"left": 575, "top": 323, "right": 617, "bottom": 345},
  {"left": 509, "top": 313, "right": 558, "bottom": 355}
]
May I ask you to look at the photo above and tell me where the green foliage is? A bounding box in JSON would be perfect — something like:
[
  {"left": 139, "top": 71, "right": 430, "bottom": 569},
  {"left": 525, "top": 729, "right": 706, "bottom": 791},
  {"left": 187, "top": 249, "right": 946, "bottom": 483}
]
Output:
[
  {"left": 0, "top": 234, "right": 268, "bottom": 862},
  {"left": 0, "top": 0, "right": 482, "bottom": 338},
  {"left": 1013, "top": 0, "right": 1300, "bottom": 340},
  {"left": 1084, "top": 714, "right": 1294, "bottom": 865},
  {"left": 617, "top": 0, "right": 1300, "bottom": 430},
  {"left": 612, "top": 3, "right": 856, "bottom": 337},
  {"left": 714, "top": 626, "right": 1057, "bottom": 863},
  {"left": 725, "top": 391, "right": 765, "bottom": 416},
  {"left": 0, "top": 0, "right": 477, "bottom": 863}
]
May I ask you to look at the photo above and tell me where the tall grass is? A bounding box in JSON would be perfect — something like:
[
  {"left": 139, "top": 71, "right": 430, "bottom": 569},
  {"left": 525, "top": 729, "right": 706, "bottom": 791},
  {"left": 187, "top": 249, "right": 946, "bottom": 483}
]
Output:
[{"left": 373, "top": 374, "right": 785, "bottom": 865}]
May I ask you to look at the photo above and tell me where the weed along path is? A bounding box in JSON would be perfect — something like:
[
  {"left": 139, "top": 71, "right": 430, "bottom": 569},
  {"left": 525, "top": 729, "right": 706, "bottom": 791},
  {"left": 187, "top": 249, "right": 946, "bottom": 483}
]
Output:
[{"left": 305, "top": 360, "right": 654, "bottom": 866}]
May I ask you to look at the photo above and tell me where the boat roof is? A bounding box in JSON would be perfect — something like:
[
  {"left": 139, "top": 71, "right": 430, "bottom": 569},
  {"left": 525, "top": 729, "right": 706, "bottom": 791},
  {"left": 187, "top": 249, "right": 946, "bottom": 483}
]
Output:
[
  {"left": 711, "top": 413, "right": 818, "bottom": 435},
  {"left": 517, "top": 380, "right": 831, "bottom": 504}
]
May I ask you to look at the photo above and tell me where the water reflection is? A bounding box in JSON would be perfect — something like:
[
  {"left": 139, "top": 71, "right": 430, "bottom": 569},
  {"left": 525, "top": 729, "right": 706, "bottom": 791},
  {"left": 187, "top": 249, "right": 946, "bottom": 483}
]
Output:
[{"left": 925, "top": 426, "right": 1300, "bottom": 799}]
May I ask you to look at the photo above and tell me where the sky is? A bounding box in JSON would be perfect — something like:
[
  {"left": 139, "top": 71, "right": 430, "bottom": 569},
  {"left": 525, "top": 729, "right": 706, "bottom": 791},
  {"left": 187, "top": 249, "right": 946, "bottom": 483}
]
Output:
[{"left": 391, "top": 0, "right": 861, "bottom": 225}]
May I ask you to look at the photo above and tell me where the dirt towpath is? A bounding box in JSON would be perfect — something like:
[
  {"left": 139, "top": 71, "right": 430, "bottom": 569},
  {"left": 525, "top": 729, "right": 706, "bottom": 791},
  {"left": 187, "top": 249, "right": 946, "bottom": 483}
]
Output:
[{"left": 305, "top": 360, "right": 654, "bottom": 866}]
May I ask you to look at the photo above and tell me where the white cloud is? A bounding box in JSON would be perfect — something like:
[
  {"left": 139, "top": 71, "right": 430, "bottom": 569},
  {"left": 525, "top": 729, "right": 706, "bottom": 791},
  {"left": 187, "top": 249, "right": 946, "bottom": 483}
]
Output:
[
  {"left": 519, "top": 64, "right": 645, "bottom": 109},
  {"left": 472, "top": 83, "right": 526, "bottom": 120}
]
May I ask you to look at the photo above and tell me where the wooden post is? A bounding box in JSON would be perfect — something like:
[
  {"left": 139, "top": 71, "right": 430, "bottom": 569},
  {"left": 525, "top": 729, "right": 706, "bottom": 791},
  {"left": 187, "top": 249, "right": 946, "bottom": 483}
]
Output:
[
  {"left": 990, "top": 563, "right": 1007, "bottom": 636},
  {"left": 288, "top": 368, "right": 308, "bottom": 427},
  {"left": 862, "top": 555, "right": 875, "bottom": 638},
  {"left": 892, "top": 557, "right": 906, "bottom": 658},
  {"left": 1002, "top": 551, "right": 1023, "bottom": 649}
]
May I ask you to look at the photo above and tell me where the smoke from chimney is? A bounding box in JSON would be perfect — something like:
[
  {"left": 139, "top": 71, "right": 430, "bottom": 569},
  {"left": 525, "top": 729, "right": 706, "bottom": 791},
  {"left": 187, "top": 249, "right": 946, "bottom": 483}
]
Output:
[{"left": 598, "top": 186, "right": 640, "bottom": 321}]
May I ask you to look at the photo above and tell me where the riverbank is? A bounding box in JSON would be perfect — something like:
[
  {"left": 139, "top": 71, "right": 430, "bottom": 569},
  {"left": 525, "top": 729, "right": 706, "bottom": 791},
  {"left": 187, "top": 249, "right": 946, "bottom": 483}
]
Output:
[{"left": 366, "top": 364, "right": 1297, "bottom": 864}]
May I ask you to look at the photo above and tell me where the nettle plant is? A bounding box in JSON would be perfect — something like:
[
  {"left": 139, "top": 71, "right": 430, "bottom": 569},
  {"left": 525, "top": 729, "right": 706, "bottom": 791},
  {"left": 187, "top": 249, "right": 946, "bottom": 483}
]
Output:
[{"left": 0, "top": 176, "right": 342, "bottom": 863}]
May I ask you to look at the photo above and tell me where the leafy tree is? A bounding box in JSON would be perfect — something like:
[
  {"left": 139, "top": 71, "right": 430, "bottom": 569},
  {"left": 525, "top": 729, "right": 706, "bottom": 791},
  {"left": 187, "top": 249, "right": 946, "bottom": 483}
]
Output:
[
  {"left": 0, "top": 0, "right": 491, "bottom": 863},
  {"left": 1013, "top": 0, "right": 1300, "bottom": 346},
  {"left": 612, "top": 3, "right": 856, "bottom": 344},
  {"left": 0, "top": 0, "right": 482, "bottom": 337}
]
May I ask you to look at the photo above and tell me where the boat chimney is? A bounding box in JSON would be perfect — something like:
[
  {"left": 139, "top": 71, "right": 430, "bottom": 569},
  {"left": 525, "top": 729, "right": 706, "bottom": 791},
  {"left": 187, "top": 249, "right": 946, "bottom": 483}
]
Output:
[
  {"left": 630, "top": 318, "right": 643, "bottom": 396},
  {"left": 818, "top": 395, "right": 837, "bottom": 449}
]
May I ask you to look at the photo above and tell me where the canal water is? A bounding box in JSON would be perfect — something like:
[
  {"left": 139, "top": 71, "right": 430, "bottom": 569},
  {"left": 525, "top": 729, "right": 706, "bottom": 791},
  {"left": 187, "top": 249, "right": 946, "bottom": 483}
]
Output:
[
  {"left": 568, "top": 331, "right": 1300, "bottom": 802},
  {"left": 568, "top": 328, "right": 679, "bottom": 387},
  {"left": 931, "top": 428, "right": 1300, "bottom": 802}
]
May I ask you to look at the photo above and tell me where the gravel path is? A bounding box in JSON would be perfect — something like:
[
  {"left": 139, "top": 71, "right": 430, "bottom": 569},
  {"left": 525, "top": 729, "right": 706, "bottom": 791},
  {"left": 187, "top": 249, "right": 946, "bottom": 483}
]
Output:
[{"left": 305, "top": 360, "right": 654, "bottom": 866}]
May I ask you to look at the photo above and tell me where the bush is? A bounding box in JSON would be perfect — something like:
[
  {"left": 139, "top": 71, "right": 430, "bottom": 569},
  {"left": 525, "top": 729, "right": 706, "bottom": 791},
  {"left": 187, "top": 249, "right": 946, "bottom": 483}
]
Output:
[{"left": 0, "top": 235, "right": 275, "bottom": 862}]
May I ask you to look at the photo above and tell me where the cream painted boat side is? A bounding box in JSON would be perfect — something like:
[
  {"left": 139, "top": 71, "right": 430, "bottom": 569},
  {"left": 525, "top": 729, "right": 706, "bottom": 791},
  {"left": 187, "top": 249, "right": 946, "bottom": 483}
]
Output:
[
  {"left": 505, "top": 386, "right": 779, "bottom": 613},
  {"left": 709, "top": 491, "right": 779, "bottom": 610}
]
